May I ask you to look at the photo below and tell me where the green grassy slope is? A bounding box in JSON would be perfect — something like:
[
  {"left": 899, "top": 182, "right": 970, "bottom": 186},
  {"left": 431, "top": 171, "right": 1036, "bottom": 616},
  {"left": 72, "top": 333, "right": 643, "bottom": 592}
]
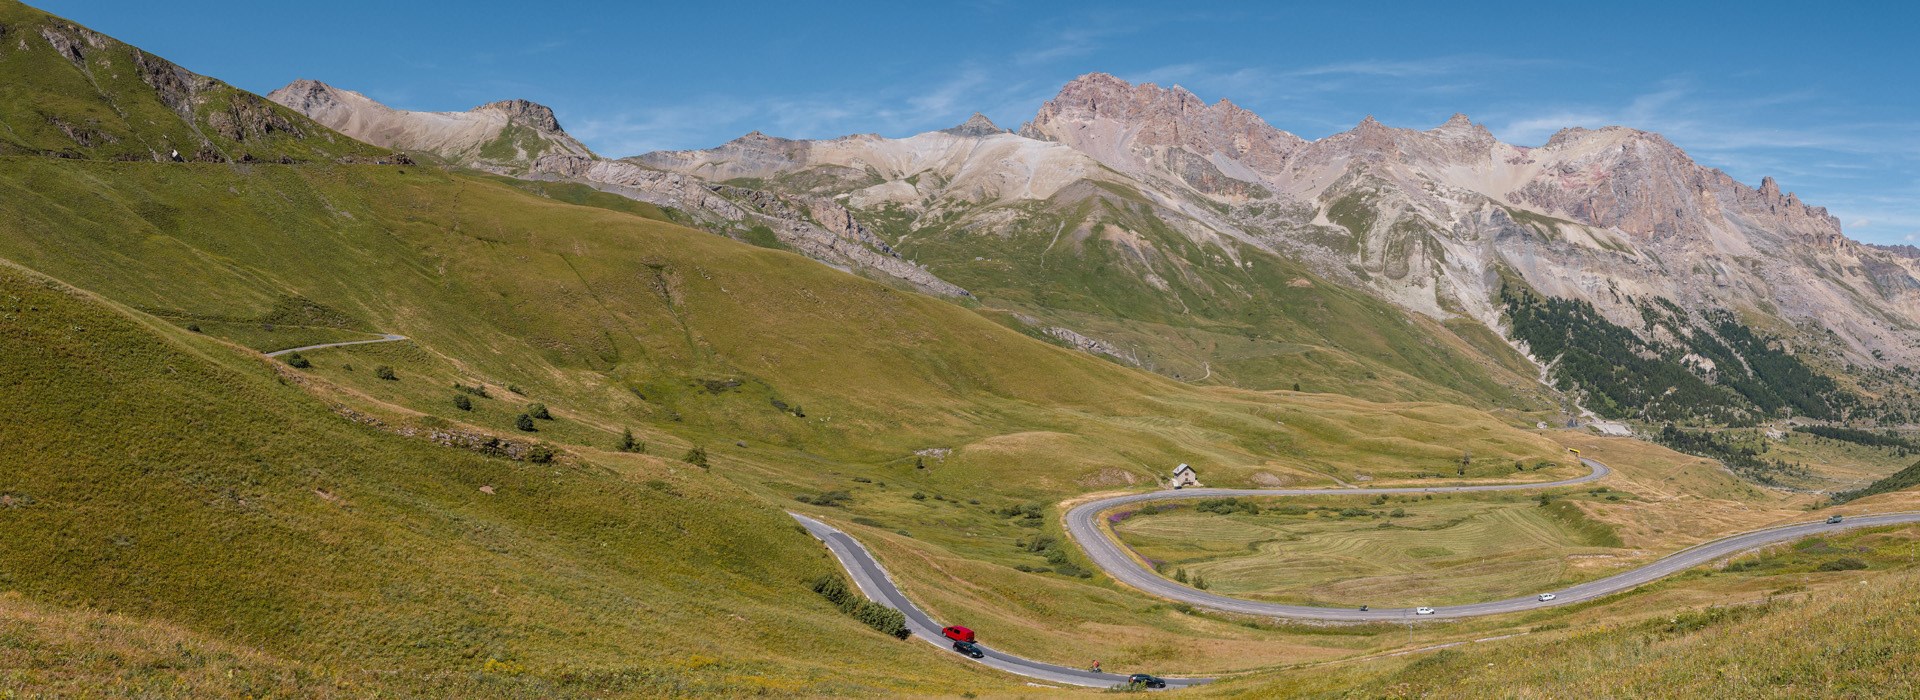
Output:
[
  {"left": 0, "top": 158, "right": 1572, "bottom": 493},
  {"left": 1113, "top": 493, "right": 1625, "bottom": 607},
  {"left": 0, "top": 262, "right": 1009, "bottom": 696},
  {"left": 0, "top": 1, "right": 384, "bottom": 163},
  {"left": 865, "top": 183, "right": 1551, "bottom": 408},
  {"left": 1218, "top": 544, "right": 1920, "bottom": 698},
  {"left": 0, "top": 155, "right": 1586, "bottom": 692}
]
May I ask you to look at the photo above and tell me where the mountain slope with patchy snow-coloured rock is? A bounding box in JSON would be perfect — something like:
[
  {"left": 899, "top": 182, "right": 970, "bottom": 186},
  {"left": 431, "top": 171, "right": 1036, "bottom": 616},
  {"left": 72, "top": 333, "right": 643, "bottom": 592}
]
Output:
[{"left": 635, "top": 73, "right": 1920, "bottom": 423}]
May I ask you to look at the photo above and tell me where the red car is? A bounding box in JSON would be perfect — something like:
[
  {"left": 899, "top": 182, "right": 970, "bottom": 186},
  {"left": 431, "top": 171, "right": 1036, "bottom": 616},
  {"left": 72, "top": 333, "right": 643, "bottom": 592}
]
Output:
[{"left": 941, "top": 625, "right": 975, "bottom": 643}]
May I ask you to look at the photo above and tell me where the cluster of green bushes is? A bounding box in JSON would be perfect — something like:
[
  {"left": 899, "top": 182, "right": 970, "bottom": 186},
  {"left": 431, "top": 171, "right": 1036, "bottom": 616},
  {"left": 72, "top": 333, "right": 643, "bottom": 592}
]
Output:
[
  {"left": 1656, "top": 425, "right": 1811, "bottom": 487},
  {"left": 1193, "top": 497, "right": 1259, "bottom": 515},
  {"left": 995, "top": 503, "right": 1047, "bottom": 521},
  {"left": 1172, "top": 568, "right": 1208, "bottom": 589},
  {"left": 1014, "top": 535, "right": 1091, "bottom": 578},
  {"left": 793, "top": 490, "right": 851, "bottom": 507},
  {"left": 1795, "top": 425, "right": 1918, "bottom": 454},
  {"left": 809, "top": 575, "right": 908, "bottom": 639}
]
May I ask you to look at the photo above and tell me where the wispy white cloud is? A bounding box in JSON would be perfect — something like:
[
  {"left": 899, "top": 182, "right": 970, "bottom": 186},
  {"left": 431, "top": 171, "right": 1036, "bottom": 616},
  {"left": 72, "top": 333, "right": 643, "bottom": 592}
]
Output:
[{"left": 1283, "top": 56, "right": 1549, "bottom": 79}]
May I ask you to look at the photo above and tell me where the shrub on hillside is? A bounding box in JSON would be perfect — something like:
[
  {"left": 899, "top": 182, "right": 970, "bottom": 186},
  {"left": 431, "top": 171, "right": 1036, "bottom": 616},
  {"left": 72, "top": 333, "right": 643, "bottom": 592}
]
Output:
[
  {"left": 1195, "top": 498, "right": 1258, "bottom": 515},
  {"left": 794, "top": 490, "right": 851, "bottom": 508},
  {"left": 1818, "top": 557, "right": 1869, "bottom": 572},
  {"left": 527, "top": 444, "right": 554, "bottom": 464},
  {"left": 284, "top": 352, "right": 310, "bottom": 369},
  {"left": 527, "top": 403, "right": 551, "bottom": 420},
  {"left": 810, "top": 574, "right": 909, "bottom": 639},
  {"left": 515, "top": 414, "right": 536, "bottom": 432},
  {"left": 683, "top": 445, "right": 709, "bottom": 469},
  {"left": 454, "top": 383, "right": 490, "bottom": 398},
  {"left": 375, "top": 365, "right": 397, "bottom": 381},
  {"left": 996, "top": 503, "right": 1046, "bottom": 520},
  {"left": 617, "top": 428, "right": 644, "bottom": 453},
  {"left": 452, "top": 394, "right": 472, "bottom": 411}
]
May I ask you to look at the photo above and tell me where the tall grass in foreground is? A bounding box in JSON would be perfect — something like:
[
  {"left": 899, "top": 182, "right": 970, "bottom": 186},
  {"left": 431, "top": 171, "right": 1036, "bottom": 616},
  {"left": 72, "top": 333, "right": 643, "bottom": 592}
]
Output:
[{"left": 1226, "top": 568, "right": 1920, "bottom": 698}]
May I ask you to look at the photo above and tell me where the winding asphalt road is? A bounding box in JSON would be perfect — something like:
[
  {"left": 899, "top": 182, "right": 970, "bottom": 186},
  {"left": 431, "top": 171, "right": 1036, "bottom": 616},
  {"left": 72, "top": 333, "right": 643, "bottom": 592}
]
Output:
[
  {"left": 792, "top": 513, "right": 1207, "bottom": 689},
  {"left": 264, "top": 333, "right": 408, "bottom": 357},
  {"left": 796, "top": 458, "right": 1920, "bottom": 687},
  {"left": 1067, "top": 458, "right": 1920, "bottom": 621}
]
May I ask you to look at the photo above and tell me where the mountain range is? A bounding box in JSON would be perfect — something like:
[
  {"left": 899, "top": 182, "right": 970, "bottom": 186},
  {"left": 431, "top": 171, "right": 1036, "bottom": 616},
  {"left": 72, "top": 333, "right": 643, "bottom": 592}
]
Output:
[
  {"left": 10, "top": 1, "right": 1920, "bottom": 695},
  {"left": 272, "top": 73, "right": 1920, "bottom": 426}
]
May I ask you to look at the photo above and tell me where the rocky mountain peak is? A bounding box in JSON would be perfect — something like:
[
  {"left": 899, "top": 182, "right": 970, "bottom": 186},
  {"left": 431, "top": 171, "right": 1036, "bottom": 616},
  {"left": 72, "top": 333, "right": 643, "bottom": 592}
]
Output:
[
  {"left": 1339, "top": 115, "right": 1403, "bottom": 156},
  {"left": 265, "top": 79, "right": 384, "bottom": 116},
  {"left": 267, "top": 78, "right": 339, "bottom": 109},
  {"left": 267, "top": 80, "right": 591, "bottom": 169},
  {"left": 940, "top": 112, "right": 1007, "bottom": 137},
  {"left": 1022, "top": 72, "right": 1305, "bottom": 180},
  {"left": 472, "top": 98, "right": 563, "bottom": 133}
]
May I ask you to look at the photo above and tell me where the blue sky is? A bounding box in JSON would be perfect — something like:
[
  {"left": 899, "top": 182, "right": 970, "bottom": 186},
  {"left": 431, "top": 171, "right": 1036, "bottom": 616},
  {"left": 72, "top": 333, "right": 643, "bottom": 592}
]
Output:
[{"left": 34, "top": 1, "right": 1920, "bottom": 243}]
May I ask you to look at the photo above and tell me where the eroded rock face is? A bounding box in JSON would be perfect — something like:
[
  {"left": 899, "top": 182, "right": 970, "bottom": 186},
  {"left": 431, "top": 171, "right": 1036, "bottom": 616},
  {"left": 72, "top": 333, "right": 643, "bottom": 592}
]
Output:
[
  {"left": 529, "top": 155, "right": 970, "bottom": 298},
  {"left": 1021, "top": 72, "right": 1307, "bottom": 195},
  {"left": 632, "top": 131, "right": 814, "bottom": 182},
  {"left": 472, "top": 99, "right": 564, "bottom": 134}
]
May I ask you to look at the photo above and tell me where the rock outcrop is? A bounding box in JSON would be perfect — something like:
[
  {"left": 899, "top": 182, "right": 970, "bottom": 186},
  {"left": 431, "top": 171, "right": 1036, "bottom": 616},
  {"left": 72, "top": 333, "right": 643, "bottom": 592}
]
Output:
[
  {"left": 941, "top": 113, "right": 1008, "bottom": 137},
  {"left": 268, "top": 79, "right": 593, "bottom": 172},
  {"left": 529, "top": 154, "right": 970, "bottom": 298}
]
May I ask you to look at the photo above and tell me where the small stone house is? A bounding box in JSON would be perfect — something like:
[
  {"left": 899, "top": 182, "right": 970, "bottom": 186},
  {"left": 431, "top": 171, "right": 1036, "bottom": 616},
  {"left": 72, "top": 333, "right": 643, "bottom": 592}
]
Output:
[{"left": 1170, "top": 463, "right": 1199, "bottom": 489}]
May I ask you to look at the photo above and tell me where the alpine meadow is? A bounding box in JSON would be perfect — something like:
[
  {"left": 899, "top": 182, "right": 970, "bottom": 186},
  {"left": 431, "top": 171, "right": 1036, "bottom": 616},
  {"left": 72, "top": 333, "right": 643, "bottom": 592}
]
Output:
[{"left": 6, "top": 1, "right": 1920, "bottom": 697}]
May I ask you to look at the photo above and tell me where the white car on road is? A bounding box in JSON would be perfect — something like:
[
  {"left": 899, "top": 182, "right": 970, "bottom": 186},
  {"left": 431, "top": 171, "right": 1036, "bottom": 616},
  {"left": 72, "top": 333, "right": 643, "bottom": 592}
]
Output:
[
  {"left": 1537, "top": 593, "right": 1557, "bottom": 602},
  {"left": 1414, "top": 607, "right": 1435, "bottom": 615}
]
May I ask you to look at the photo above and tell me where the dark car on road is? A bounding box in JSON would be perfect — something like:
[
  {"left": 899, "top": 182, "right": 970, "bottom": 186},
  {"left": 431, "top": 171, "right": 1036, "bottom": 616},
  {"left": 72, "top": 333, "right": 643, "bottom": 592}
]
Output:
[
  {"left": 1127, "top": 674, "right": 1167, "bottom": 689},
  {"left": 952, "top": 640, "right": 984, "bottom": 659}
]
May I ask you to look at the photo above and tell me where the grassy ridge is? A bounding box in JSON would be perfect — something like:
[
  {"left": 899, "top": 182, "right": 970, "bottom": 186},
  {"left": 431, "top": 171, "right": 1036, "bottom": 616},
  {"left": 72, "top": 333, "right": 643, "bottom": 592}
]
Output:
[
  {"left": 0, "top": 2, "right": 384, "bottom": 163},
  {"left": 0, "top": 263, "right": 999, "bottom": 696}
]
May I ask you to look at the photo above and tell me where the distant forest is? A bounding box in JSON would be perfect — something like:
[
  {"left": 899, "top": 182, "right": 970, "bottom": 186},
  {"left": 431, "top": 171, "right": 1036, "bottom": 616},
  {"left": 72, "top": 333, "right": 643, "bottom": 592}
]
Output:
[{"left": 1500, "top": 283, "right": 1851, "bottom": 426}]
